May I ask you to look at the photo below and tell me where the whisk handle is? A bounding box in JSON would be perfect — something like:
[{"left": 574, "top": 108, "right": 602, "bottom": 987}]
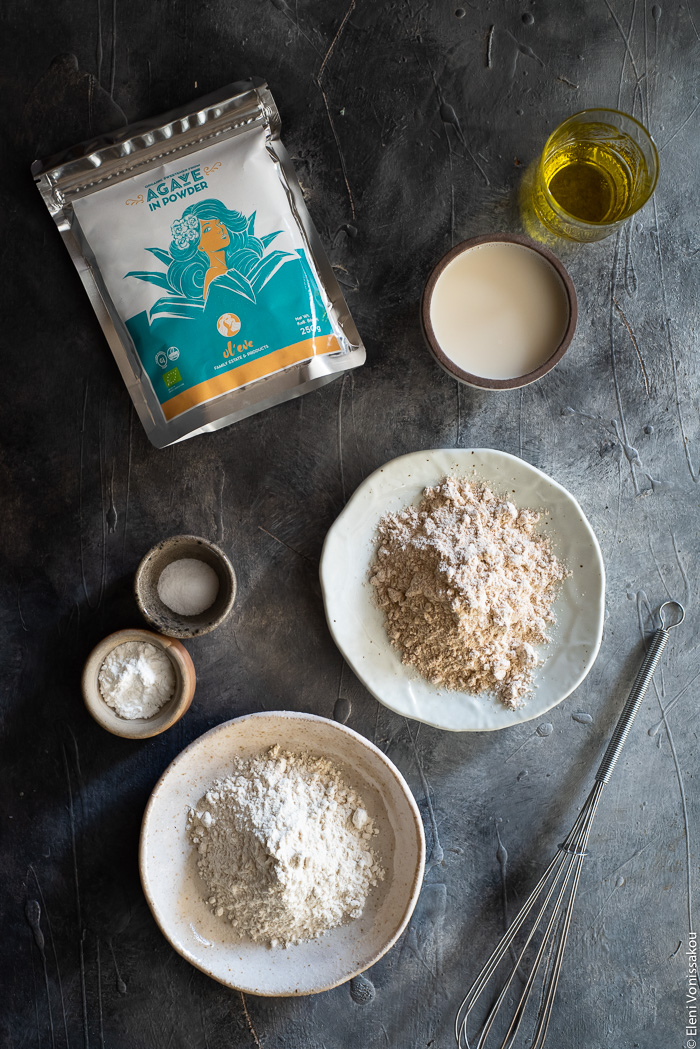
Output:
[{"left": 595, "top": 601, "right": 685, "bottom": 785}]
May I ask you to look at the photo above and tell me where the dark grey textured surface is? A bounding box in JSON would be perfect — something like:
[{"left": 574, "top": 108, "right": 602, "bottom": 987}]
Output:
[{"left": 2, "top": 2, "right": 699, "bottom": 1046}]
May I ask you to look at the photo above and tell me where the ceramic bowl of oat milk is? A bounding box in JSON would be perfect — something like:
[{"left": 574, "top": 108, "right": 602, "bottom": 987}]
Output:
[{"left": 421, "top": 234, "right": 577, "bottom": 390}]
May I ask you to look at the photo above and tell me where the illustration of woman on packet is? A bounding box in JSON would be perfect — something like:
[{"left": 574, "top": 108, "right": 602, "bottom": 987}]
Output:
[{"left": 126, "top": 198, "right": 292, "bottom": 320}]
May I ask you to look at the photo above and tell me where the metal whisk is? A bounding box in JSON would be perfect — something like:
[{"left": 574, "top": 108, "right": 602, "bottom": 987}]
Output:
[{"left": 455, "top": 600, "right": 686, "bottom": 1049}]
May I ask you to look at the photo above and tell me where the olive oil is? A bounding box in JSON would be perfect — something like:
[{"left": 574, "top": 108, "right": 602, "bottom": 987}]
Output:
[
  {"left": 530, "top": 111, "right": 658, "bottom": 242},
  {"left": 543, "top": 140, "right": 645, "bottom": 225}
]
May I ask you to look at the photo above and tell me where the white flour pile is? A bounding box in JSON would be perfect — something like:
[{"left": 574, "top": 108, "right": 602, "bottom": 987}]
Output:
[
  {"left": 187, "top": 745, "right": 384, "bottom": 947},
  {"left": 369, "top": 477, "right": 566, "bottom": 708},
  {"left": 98, "top": 641, "right": 175, "bottom": 718}
]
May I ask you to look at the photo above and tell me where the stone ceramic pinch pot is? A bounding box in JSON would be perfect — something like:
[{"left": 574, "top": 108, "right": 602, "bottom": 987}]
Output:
[
  {"left": 134, "top": 534, "right": 237, "bottom": 639},
  {"left": 421, "top": 233, "right": 578, "bottom": 391},
  {"left": 81, "top": 627, "right": 196, "bottom": 739}
]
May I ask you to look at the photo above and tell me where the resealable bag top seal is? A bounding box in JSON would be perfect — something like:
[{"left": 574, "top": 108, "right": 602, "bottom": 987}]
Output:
[{"left": 32, "top": 77, "right": 365, "bottom": 448}]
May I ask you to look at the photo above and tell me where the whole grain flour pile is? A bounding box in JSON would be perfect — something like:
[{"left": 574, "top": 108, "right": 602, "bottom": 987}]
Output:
[
  {"left": 187, "top": 746, "right": 384, "bottom": 947},
  {"left": 369, "top": 477, "right": 566, "bottom": 708}
]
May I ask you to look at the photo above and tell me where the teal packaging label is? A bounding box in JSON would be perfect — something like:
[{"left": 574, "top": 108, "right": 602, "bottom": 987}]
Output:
[{"left": 123, "top": 196, "right": 335, "bottom": 415}]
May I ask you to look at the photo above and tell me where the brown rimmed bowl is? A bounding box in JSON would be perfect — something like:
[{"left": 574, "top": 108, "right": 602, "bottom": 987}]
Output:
[
  {"left": 134, "top": 535, "right": 237, "bottom": 639},
  {"left": 82, "top": 628, "right": 196, "bottom": 739},
  {"left": 421, "top": 233, "right": 578, "bottom": 390}
]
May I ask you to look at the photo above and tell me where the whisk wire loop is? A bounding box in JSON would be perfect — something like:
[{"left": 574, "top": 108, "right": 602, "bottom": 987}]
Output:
[
  {"left": 456, "top": 783, "right": 605, "bottom": 1049},
  {"left": 455, "top": 600, "right": 681, "bottom": 1049}
]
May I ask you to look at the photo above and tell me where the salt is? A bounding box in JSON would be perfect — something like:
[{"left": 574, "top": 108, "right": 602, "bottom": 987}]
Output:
[{"left": 157, "top": 558, "right": 220, "bottom": 616}]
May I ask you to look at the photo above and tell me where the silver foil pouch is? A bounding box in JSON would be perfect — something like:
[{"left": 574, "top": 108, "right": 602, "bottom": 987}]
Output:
[{"left": 32, "top": 78, "right": 365, "bottom": 447}]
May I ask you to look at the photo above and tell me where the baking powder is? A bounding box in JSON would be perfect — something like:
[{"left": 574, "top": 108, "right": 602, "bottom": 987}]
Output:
[{"left": 98, "top": 641, "right": 175, "bottom": 719}]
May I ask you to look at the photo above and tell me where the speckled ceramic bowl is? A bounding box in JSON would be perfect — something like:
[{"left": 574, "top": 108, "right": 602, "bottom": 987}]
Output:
[
  {"left": 81, "top": 627, "right": 196, "bottom": 739},
  {"left": 134, "top": 535, "right": 237, "bottom": 639},
  {"left": 320, "top": 448, "right": 605, "bottom": 732},
  {"left": 139, "top": 711, "right": 426, "bottom": 996}
]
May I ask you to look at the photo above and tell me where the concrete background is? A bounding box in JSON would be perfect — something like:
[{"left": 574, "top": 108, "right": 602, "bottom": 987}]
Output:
[{"left": 1, "top": 0, "right": 699, "bottom": 1045}]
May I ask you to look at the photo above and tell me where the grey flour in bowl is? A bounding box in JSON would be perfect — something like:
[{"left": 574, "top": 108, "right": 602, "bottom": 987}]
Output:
[
  {"left": 369, "top": 476, "right": 566, "bottom": 708},
  {"left": 187, "top": 745, "right": 384, "bottom": 947}
]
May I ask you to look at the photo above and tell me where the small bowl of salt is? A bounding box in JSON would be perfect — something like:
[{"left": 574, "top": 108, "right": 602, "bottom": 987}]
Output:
[
  {"left": 134, "top": 535, "right": 237, "bottom": 639},
  {"left": 82, "top": 628, "right": 196, "bottom": 739}
]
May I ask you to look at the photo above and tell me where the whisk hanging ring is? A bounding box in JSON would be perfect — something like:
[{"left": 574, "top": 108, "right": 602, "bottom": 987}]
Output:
[{"left": 659, "top": 599, "right": 685, "bottom": 629}]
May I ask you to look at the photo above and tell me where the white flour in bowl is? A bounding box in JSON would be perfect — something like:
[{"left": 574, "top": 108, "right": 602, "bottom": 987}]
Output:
[
  {"left": 369, "top": 477, "right": 566, "bottom": 708},
  {"left": 187, "top": 745, "right": 384, "bottom": 947}
]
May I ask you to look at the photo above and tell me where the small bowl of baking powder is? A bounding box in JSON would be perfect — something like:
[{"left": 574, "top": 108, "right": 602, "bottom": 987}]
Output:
[
  {"left": 82, "top": 628, "right": 196, "bottom": 739},
  {"left": 134, "top": 535, "right": 237, "bottom": 639}
]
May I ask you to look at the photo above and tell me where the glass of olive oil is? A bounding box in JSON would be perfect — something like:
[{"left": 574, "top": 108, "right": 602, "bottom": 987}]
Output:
[{"left": 532, "top": 109, "right": 659, "bottom": 242}]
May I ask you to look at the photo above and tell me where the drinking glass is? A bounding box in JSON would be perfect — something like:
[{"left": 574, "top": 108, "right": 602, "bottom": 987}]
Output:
[{"left": 532, "top": 108, "right": 659, "bottom": 242}]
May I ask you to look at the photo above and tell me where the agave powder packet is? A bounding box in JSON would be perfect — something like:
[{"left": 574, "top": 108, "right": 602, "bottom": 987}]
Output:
[{"left": 32, "top": 78, "right": 365, "bottom": 448}]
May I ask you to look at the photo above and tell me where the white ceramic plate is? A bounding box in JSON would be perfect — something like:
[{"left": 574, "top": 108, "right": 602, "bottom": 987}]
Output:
[
  {"left": 139, "top": 711, "right": 425, "bottom": 996},
  {"left": 320, "top": 449, "right": 605, "bottom": 732}
]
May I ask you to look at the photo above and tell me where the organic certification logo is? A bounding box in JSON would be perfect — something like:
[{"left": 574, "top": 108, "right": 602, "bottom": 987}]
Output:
[
  {"left": 163, "top": 367, "right": 182, "bottom": 389},
  {"left": 217, "top": 313, "right": 241, "bottom": 338}
]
